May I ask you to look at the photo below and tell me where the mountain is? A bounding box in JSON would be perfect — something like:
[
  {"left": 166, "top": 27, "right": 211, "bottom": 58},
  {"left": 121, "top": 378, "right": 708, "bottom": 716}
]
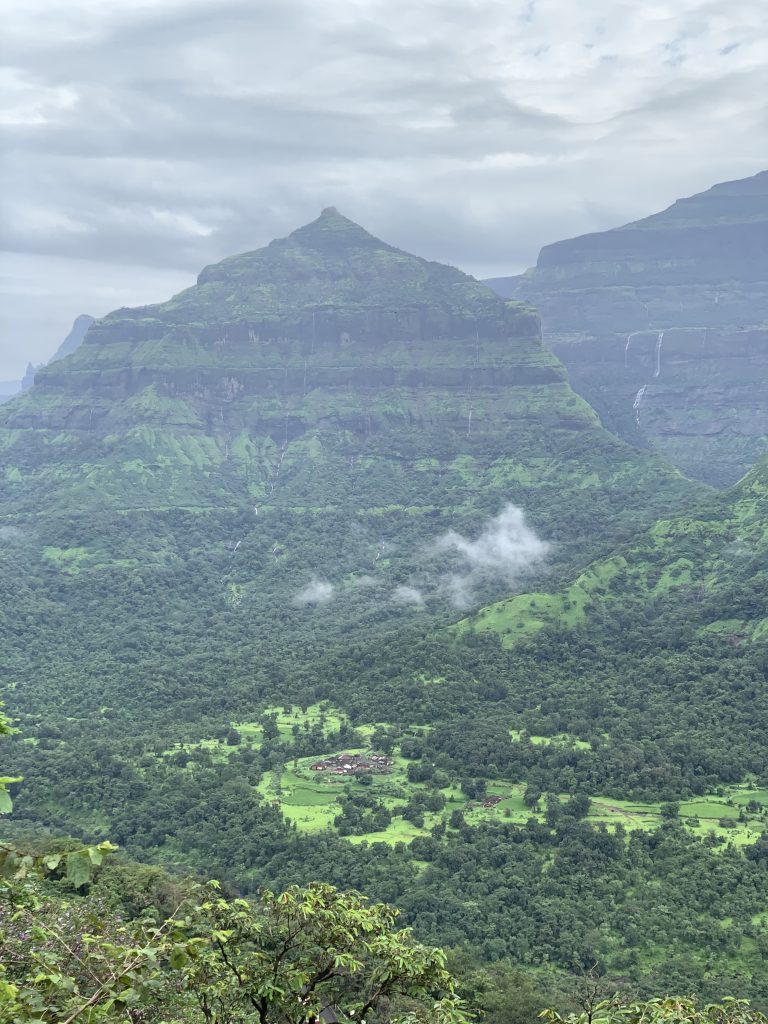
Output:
[
  {"left": 0, "top": 208, "right": 705, "bottom": 796},
  {"left": 3, "top": 314, "right": 95, "bottom": 401},
  {"left": 0, "top": 207, "right": 699, "bottom": 568},
  {"left": 48, "top": 313, "right": 95, "bottom": 364},
  {"left": 1, "top": 211, "right": 764, "bottom": 1003},
  {"left": 486, "top": 171, "right": 768, "bottom": 485}
]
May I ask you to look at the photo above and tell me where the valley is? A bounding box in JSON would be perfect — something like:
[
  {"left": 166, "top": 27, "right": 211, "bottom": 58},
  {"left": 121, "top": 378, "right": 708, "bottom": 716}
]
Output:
[{"left": 1, "top": 199, "right": 767, "bottom": 1010}]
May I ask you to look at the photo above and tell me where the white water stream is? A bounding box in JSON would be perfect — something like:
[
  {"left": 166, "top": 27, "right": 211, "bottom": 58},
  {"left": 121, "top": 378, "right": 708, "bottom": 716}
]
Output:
[
  {"left": 653, "top": 332, "right": 665, "bottom": 378},
  {"left": 633, "top": 385, "right": 648, "bottom": 424}
]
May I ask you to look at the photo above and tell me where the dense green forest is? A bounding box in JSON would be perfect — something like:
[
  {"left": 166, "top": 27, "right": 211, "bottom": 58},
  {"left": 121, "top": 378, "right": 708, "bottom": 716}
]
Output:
[{"left": 1, "top": 212, "right": 766, "bottom": 1011}]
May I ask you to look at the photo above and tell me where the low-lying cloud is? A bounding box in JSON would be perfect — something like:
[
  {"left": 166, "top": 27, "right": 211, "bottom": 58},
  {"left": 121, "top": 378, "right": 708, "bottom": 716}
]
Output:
[
  {"left": 434, "top": 504, "right": 549, "bottom": 608},
  {"left": 291, "top": 505, "right": 547, "bottom": 611},
  {"left": 292, "top": 578, "right": 335, "bottom": 606},
  {"left": 392, "top": 584, "right": 425, "bottom": 607}
]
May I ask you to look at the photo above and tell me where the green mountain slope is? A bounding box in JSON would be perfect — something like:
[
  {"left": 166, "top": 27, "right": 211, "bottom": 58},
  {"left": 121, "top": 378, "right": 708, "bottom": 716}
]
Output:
[
  {"left": 460, "top": 454, "right": 768, "bottom": 646},
  {"left": 0, "top": 208, "right": 701, "bottom": 581},
  {"left": 486, "top": 171, "right": 768, "bottom": 485}
]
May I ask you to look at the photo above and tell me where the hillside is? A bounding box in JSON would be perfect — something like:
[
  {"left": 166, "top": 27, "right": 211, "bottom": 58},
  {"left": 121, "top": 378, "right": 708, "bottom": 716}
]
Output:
[
  {"left": 3, "top": 211, "right": 764, "bottom": 1003},
  {"left": 461, "top": 454, "right": 768, "bottom": 647},
  {"left": 0, "top": 208, "right": 703, "bottom": 641},
  {"left": 486, "top": 171, "right": 768, "bottom": 485}
]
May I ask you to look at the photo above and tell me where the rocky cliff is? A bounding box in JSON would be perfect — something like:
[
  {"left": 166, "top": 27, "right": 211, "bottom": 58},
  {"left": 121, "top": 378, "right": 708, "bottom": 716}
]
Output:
[
  {"left": 8, "top": 314, "right": 95, "bottom": 399},
  {"left": 48, "top": 313, "right": 95, "bottom": 364},
  {"left": 486, "top": 171, "right": 768, "bottom": 485},
  {"left": 0, "top": 209, "right": 701, "bottom": 582}
]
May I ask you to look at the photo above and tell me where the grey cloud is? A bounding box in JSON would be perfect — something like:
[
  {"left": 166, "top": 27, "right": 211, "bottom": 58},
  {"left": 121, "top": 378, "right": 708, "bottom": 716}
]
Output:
[{"left": 2, "top": 0, "right": 767, "bottom": 375}]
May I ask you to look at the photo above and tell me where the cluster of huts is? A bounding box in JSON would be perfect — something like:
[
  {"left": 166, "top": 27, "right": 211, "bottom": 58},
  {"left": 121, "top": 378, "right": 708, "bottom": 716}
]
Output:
[
  {"left": 310, "top": 752, "right": 394, "bottom": 776},
  {"left": 481, "top": 795, "right": 503, "bottom": 808}
]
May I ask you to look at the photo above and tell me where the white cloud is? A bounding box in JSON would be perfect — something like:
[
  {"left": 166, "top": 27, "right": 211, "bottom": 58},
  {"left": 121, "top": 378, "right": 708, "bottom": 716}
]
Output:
[
  {"left": 392, "top": 584, "right": 425, "bottom": 607},
  {"left": 434, "top": 504, "right": 549, "bottom": 608}
]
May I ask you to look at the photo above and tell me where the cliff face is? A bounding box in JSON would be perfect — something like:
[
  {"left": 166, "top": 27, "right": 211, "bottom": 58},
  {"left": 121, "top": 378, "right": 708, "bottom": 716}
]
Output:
[
  {"left": 7, "top": 314, "right": 95, "bottom": 399},
  {"left": 48, "top": 314, "right": 95, "bottom": 364},
  {"left": 487, "top": 171, "right": 768, "bottom": 485},
  {"left": 0, "top": 209, "right": 700, "bottom": 573}
]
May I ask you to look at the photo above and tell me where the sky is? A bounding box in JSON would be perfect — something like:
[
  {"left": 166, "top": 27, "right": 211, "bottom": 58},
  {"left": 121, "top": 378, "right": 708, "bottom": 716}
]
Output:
[{"left": 1, "top": 0, "right": 767, "bottom": 379}]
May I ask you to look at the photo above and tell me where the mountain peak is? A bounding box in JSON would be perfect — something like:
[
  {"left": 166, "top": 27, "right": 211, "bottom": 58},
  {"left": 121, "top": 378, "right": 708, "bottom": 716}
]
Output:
[
  {"left": 193, "top": 209, "right": 500, "bottom": 314},
  {"left": 286, "top": 207, "right": 392, "bottom": 253}
]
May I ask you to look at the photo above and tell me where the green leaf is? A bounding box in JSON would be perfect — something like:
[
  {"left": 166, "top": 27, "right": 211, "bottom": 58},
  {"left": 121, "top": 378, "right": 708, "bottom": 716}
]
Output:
[{"left": 66, "top": 851, "right": 92, "bottom": 889}]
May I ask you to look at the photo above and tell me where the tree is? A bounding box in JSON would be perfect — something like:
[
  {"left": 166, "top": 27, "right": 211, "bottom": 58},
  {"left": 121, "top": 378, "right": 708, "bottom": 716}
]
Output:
[
  {"left": 0, "top": 703, "right": 20, "bottom": 815},
  {"left": 0, "top": 877, "right": 469, "bottom": 1024},
  {"left": 541, "top": 997, "right": 766, "bottom": 1024},
  {"left": 174, "top": 882, "right": 467, "bottom": 1024},
  {"left": 523, "top": 784, "right": 543, "bottom": 810}
]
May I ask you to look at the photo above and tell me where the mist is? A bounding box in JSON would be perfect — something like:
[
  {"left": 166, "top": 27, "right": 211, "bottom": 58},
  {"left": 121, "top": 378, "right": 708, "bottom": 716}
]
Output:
[
  {"left": 392, "top": 585, "right": 426, "bottom": 607},
  {"left": 292, "top": 579, "right": 335, "bottom": 606},
  {"left": 434, "top": 504, "right": 549, "bottom": 609}
]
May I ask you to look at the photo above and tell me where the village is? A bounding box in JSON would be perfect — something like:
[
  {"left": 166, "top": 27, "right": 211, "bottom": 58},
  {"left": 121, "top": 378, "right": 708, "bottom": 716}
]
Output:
[{"left": 310, "top": 752, "right": 394, "bottom": 776}]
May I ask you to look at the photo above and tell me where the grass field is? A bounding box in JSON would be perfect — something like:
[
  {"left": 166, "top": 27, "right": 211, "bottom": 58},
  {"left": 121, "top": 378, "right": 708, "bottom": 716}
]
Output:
[{"left": 163, "top": 703, "right": 768, "bottom": 848}]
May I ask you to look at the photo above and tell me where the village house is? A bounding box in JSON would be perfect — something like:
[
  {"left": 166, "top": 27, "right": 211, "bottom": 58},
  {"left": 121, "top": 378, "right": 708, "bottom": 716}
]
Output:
[{"left": 310, "top": 752, "right": 394, "bottom": 776}]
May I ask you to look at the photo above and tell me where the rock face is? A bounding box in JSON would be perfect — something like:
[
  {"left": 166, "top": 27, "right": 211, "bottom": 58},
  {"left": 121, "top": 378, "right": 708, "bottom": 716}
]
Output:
[
  {"left": 0, "top": 209, "right": 700, "bottom": 572},
  {"left": 9, "top": 314, "right": 95, "bottom": 398},
  {"left": 20, "top": 362, "right": 38, "bottom": 392},
  {"left": 486, "top": 171, "right": 768, "bottom": 485},
  {"left": 49, "top": 314, "right": 95, "bottom": 364}
]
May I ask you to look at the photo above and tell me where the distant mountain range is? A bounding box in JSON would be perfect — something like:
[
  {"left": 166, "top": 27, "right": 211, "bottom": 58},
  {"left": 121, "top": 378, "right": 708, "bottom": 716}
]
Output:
[
  {"left": 486, "top": 170, "right": 768, "bottom": 485},
  {"left": 0, "top": 314, "right": 94, "bottom": 403}
]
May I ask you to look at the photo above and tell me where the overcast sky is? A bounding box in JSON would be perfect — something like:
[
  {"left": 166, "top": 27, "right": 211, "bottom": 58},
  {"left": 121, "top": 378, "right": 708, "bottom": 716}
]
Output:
[{"left": 1, "top": 0, "right": 766, "bottom": 378}]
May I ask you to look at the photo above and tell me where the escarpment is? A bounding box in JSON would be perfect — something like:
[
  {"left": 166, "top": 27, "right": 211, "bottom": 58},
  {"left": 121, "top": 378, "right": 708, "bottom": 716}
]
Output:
[{"left": 487, "top": 171, "right": 768, "bottom": 485}]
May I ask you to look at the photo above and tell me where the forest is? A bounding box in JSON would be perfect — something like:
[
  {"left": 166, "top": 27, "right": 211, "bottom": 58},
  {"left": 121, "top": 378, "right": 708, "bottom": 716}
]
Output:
[{"left": 1, "top": 207, "right": 767, "bottom": 1019}]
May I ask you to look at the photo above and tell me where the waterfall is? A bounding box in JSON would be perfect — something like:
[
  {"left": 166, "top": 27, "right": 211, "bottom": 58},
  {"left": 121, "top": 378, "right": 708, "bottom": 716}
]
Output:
[
  {"left": 633, "top": 385, "right": 648, "bottom": 425},
  {"left": 624, "top": 331, "right": 644, "bottom": 368},
  {"left": 653, "top": 332, "right": 664, "bottom": 378}
]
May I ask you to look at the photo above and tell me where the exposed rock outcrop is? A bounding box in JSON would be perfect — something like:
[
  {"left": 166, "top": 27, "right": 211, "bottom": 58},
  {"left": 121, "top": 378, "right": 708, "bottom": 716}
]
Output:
[{"left": 0, "top": 209, "right": 702, "bottom": 570}]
